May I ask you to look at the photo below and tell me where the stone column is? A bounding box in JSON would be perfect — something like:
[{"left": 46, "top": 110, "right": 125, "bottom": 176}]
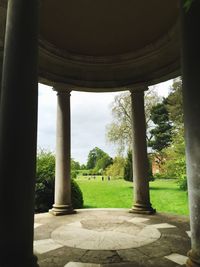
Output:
[
  {"left": 50, "top": 89, "right": 74, "bottom": 215},
  {"left": 181, "top": 1, "right": 200, "bottom": 266},
  {"left": 0, "top": 0, "right": 39, "bottom": 266},
  {"left": 0, "top": 51, "right": 2, "bottom": 100},
  {"left": 129, "top": 88, "right": 155, "bottom": 214},
  {"left": 0, "top": 65, "right": 2, "bottom": 100}
]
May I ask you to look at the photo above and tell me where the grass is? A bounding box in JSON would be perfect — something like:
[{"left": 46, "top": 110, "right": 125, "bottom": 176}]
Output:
[{"left": 76, "top": 176, "right": 189, "bottom": 215}]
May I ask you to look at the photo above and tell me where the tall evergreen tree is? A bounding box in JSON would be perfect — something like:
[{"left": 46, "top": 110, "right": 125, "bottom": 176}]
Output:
[{"left": 149, "top": 99, "right": 172, "bottom": 152}]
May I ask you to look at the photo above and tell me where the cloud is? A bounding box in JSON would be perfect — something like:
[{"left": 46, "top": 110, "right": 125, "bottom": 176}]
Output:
[{"left": 37, "top": 85, "right": 119, "bottom": 163}]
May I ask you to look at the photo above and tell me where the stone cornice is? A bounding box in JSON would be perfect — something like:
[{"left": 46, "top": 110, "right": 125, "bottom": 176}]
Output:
[{"left": 0, "top": 1, "right": 181, "bottom": 92}]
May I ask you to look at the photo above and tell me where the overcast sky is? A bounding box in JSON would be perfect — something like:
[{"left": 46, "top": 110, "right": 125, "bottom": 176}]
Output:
[{"left": 37, "top": 79, "right": 173, "bottom": 164}]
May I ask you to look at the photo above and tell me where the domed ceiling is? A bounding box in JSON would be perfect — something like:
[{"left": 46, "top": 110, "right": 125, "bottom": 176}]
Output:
[{"left": 0, "top": 0, "right": 180, "bottom": 91}]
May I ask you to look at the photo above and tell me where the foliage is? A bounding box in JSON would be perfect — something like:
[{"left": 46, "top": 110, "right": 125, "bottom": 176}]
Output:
[
  {"left": 106, "top": 88, "right": 161, "bottom": 152},
  {"left": 94, "top": 154, "right": 113, "bottom": 173},
  {"left": 148, "top": 157, "right": 154, "bottom": 181},
  {"left": 87, "top": 147, "right": 108, "bottom": 169},
  {"left": 71, "top": 159, "right": 81, "bottom": 170},
  {"left": 105, "top": 156, "right": 125, "bottom": 178},
  {"left": 162, "top": 130, "right": 187, "bottom": 190},
  {"left": 156, "top": 78, "right": 187, "bottom": 191},
  {"left": 80, "top": 164, "right": 87, "bottom": 170},
  {"left": 124, "top": 150, "right": 154, "bottom": 182},
  {"left": 86, "top": 147, "right": 112, "bottom": 173},
  {"left": 106, "top": 93, "right": 132, "bottom": 152},
  {"left": 35, "top": 151, "right": 83, "bottom": 212},
  {"left": 35, "top": 151, "right": 55, "bottom": 212},
  {"left": 184, "top": 0, "right": 194, "bottom": 11},
  {"left": 71, "top": 179, "right": 84, "bottom": 208},
  {"left": 124, "top": 150, "right": 133, "bottom": 181},
  {"left": 167, "top": 78, "right": 183, "bottom": 126},
  {"left": 71, "top": 170, "right": 79, "bottom": 179},
  {"left": 149, "top": 100, "right": 172, "bottom": 152}
]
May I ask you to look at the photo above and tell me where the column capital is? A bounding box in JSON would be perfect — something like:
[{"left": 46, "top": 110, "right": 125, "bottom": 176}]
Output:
[
  {"left": 129, "top": 85, "right": 149, "bottom": 94},
  {"left": 53, "top": 87, "right": 72, "bottom": 96}
]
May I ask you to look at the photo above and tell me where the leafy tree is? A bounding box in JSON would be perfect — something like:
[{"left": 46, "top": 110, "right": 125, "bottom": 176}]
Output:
[
  {"left": 71, "top": 159, "right": 81, "bottom": 170},
  {"left": 162, "top": 129, "right": 187, "bottom": 190},
  {"left": 151, "top": 78, "right": 187, "bottom": 188},
  {"left": 166, "top": 78, "right": 183, "bottom": 126},
  {"left": 80, "top": 164, "right": 87, "bottom": 170},
  {"left": 106, "top": 88, "right": 161, "bottom": 152},
  {"left": 86, "top": 147, "right": 109, "bottom": 169},
  {"left": 105, "top": 157, "right": 125, "bottom": 178},
  {"left": 94, "top": 154, "right": 113, "bottom": 173}
]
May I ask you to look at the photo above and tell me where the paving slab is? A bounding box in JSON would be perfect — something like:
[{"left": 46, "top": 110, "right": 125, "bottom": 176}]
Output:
[
  {"left": 34, "top": 209, "right": 190, "bottom": 267},
  {"left": 165, "top": 253, "right": 188, "bottom": 265}
]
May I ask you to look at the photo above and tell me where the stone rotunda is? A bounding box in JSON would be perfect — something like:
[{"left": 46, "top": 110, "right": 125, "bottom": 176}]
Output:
[{"left": 0, "top": 0, "right": 200, "bottom": 266}]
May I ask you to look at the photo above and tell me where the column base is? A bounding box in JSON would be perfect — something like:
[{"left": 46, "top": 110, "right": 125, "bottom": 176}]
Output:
[
  {"left": 186, "top": 250, "right": 200, "bottom": 267},
  {"left": 129, "top": 203, "right": 156, "bottom": 215},
  {"left": 49, "top": 204, "right": 76, "bottom": 216}
]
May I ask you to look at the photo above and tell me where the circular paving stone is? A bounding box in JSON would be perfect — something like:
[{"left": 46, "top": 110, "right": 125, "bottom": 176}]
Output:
[{"left": 51, "top": 217, "right": 161, "bottom": 250}]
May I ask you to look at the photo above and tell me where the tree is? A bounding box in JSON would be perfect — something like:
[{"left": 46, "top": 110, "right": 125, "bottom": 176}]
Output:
[
  {"left": 148, "top": 99, "right": 173, "bottom": 169},
  {"left": 124, "top": 150, "right": 133, "bottom": 181},
  {"left": 124, "top": 150, "right": 153, "bottom": 182},
  {"left": 162, "top": 129, "right": 187, "bottom": 190},
  {"left": 149, "top": 100, "right": 172, "bottom": 152},
  {"left": 106, "top": 87, "right": 161, "bottom": 152},
  {"left": 80, "top": 164, "right": 87, "bottom": 170},
  {"left": 95, "top": 154, "right": 113, "bottom": 173},
  {"left": 86, "top": 147, "right": 111, "bottom": 170},
  {"left": 71, "top": 159, "right": 81, "bottom": 170},
  {"left": 106, "top": 93, "right": 132, "bottom": 152},
  {"left": 166, "top": 78, "right": 183, "bottom": 126},
  {"left": 105, "top": 156, "right": 125, "bottom": 178},
  {"left": 159, "top": 78, "right": 186, "bottom": 189}
]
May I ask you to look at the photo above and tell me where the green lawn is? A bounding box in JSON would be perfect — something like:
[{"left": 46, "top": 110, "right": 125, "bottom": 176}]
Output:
[{"left": 76, "top": 177, "right": 189, "bottom": 215}]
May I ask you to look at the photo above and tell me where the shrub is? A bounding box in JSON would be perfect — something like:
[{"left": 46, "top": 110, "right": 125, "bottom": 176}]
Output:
[
  {"left": 178, "top": 174, "right": 188, "bottom": 191},
  {"left": 35, "top": 151, "right": 84, "bottom": 212},
  {"left": 71, "top": 170, "right": 78, "bottom": 179},
  {"left": 71, "top": 179, "right": 84, "bottom": 208}
]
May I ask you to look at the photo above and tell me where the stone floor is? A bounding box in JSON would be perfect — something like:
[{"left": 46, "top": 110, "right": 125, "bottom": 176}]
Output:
[{"left": 34, "top": 209, "right": 191, "bottom": 267}]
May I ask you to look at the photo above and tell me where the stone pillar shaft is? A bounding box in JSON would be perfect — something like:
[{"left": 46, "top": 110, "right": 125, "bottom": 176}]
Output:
[
  {"left": 130, "top": 89, "right": 155, "bottom": 214},
  {"left": 0, "top": 0, "right": 39, "bottom": 266},
  {"left": 181, "top": 1, "right": 200, "bottom": 266},
  {"left": 50, "top": 90, "right": 74, "bottom": 215}
]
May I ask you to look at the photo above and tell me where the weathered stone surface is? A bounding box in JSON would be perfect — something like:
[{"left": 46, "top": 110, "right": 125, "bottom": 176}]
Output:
[
  {"left": 38, "top": 247, "right": 86, "bottom": 267},
  {"left": 80, "top": 250, "right": 121, "bottom": 264},
  {"left": 117, "top": 248, "right": 148, "bottom": 263},
  {"left": 34, "top": 209, "right": 191, "bottom": 267},
  {"left": 51, "top": 218, "right": 160, "bottom": 250}
]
